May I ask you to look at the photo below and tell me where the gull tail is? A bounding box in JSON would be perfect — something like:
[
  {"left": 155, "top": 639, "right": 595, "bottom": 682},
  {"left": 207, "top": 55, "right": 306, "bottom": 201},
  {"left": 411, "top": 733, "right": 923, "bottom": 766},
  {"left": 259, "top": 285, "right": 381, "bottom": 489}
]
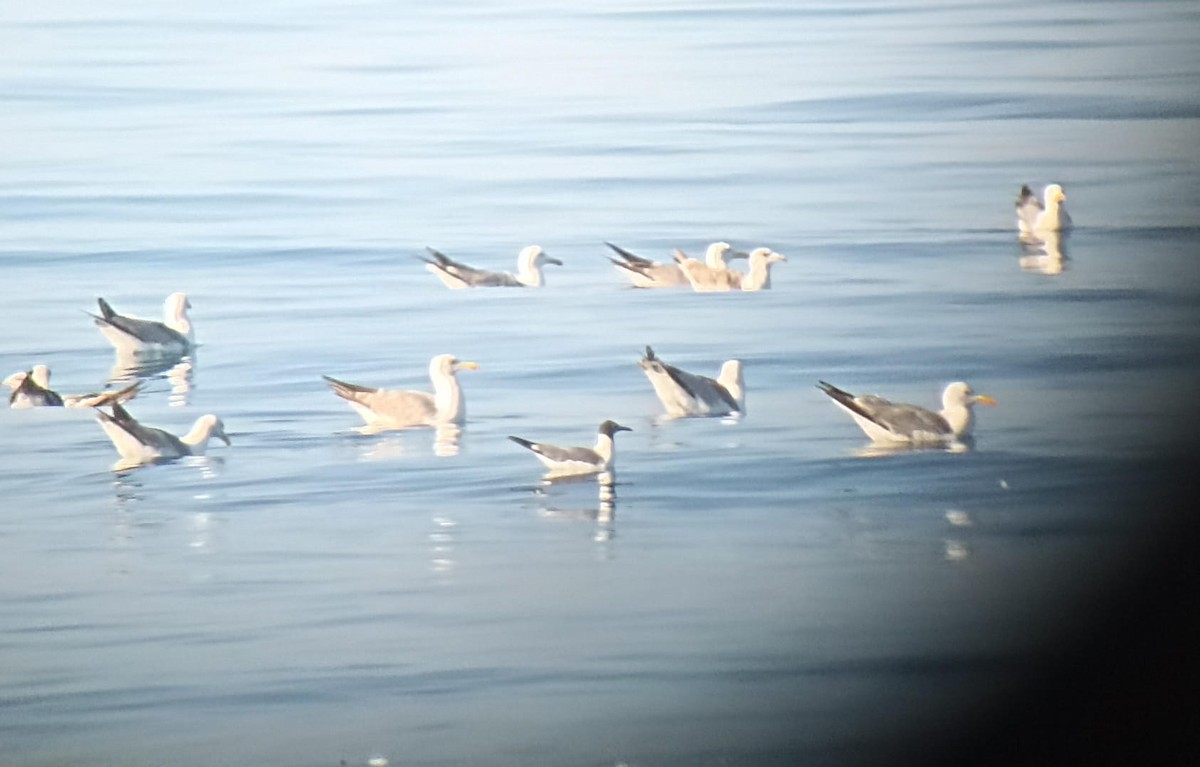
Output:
[
  {"left": 507, "top": 435, "right": 537, "bottom": 452},
  {"left": 322, "top": 375, "right": 377, "bottom": 400},
  {"left": 97, "top": 297, "right": 119, "bottom": 321}
]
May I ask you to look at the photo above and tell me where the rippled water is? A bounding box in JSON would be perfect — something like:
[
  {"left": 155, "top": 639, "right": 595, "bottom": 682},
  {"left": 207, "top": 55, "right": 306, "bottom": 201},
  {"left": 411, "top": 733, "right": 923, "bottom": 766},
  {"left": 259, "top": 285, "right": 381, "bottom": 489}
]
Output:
[{"left": 2, "top": 1, "right": 1199, "bottom": 765}]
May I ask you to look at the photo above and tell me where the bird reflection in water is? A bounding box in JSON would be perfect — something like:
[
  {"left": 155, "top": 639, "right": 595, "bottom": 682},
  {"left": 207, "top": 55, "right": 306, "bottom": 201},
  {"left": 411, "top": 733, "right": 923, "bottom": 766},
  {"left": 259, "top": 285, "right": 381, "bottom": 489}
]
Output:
[
  {"left": 851, "top": 436, "right": 974, "bottom": 458},
  {"left": 109, "top": 352, "right": 195, "bottom": 407},
  {"left": 355, "top": 422, "right": 462, "bottom": 460},
  {"left": 429, "top": 515, "right": 458, "bottom": 577},
  {"left": 535, "top": 471, "right": 618, "bottom": 543},
  {"left": 1018, "top": 230, "right": 1068, "bottom": 276}
]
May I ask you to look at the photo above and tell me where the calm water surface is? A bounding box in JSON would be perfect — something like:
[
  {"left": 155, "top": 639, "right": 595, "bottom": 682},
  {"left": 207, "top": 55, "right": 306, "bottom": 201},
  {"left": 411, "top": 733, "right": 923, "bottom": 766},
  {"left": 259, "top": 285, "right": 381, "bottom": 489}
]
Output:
[{"left": 2, "top": 1, "right": 1199, "bottom": 765}]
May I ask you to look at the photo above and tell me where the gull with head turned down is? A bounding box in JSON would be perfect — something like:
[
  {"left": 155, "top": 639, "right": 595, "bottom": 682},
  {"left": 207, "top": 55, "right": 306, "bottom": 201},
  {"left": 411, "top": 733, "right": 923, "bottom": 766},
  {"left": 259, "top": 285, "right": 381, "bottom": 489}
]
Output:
[
  {"left": 5, "top": 364, "right": 141, "bottom": 408},
  {"left": 95, "top": 402, "right": 229, "bottom": 469},
  {"left": 638, "top": 346, "right": 743, "bottom": 418}
]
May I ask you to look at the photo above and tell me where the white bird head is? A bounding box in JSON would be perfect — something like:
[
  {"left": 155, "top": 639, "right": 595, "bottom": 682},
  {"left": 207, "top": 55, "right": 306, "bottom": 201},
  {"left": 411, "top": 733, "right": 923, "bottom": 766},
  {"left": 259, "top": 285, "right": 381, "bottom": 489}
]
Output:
[
  {"left": 430, "top": 353, "right": 479, "bottom": 379},
  {"left": 196, "top": 414, "right": 231, "bottom": 446},
  {"left": 942, "top": 382, "right": 998, "bottom": 410},
  {"left": 1043, "top": 184, "right": 1066, "bottom": 205},
  {"left": 704, "top": 241, "right": 733, "bottom": 268},
  {"left": 519, "top": 245, "right": 563, "bottom": 270}
]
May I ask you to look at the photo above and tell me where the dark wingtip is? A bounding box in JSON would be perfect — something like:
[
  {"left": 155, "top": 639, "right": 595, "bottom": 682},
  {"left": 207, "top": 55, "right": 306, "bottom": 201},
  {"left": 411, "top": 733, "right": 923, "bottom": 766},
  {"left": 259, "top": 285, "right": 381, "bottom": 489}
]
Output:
[
  {"left": 97, "top": 297, "right": 117, "bottom": 321},
  {"left": 644, "top": 345, "right": 655, "bottom": 361},
  {"left": 508, "top": 435, "right": 535, "bottom": 450}
]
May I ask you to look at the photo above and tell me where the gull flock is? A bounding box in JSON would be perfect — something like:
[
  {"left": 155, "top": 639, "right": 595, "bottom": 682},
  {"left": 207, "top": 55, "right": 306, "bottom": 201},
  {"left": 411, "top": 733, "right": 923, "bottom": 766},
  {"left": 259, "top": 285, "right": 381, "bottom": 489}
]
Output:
[{"left": 5, "top": 186, "right": 1069, "bottom": 475}]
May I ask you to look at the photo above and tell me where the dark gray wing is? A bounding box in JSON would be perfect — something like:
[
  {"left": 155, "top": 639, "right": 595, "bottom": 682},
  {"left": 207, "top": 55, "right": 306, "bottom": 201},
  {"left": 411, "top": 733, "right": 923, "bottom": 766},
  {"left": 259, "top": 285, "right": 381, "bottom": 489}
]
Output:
[
  {"left": 323, "top": 375, "right": 379, "bottom": 399},
  {"left": 857, "top": 397, "right": 951, "bottom": 437},
  {"left": 508, "top": 436, "right": 600, "bottom": 464},
  {"left": 423, "top": 248, "right": 520, "bottom": 286},
  {"left": 10, "top": 373, "right": 64, "bottom": 407},
  {"left": 818, "top": 381, "right": 950, "bottom": 438},
  {"left": 1015, "top": 185, "right": 1043, "bottom": 232},
  {"left": 605, "top": 241, "right": 655, "bottom": 268},
  {"left": 99, "top": 402, "right": 189, "bottom": 453},
  {"left": 93, "top": 298, "right": 189, "bottom": 346},
  {"left": 644, "top": 348, "right": 739, "bottom": 413}
]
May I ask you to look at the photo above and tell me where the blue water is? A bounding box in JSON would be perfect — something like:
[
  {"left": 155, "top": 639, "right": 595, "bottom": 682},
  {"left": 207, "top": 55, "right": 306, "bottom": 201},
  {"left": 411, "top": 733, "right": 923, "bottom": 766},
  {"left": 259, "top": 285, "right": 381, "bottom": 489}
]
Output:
[{"left": 2, "top": 1, "right": 1199, "bottom": 765}]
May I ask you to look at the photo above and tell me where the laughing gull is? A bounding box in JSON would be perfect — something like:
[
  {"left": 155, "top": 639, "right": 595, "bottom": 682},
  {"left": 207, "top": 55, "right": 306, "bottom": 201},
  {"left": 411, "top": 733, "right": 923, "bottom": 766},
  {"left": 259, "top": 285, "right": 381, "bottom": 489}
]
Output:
[
  {"left": 1016, "top": 184, "right": 1072, "bottom": 235},
  {"left": 638, "top": 346, "right": 743, "bottom": 417},
  {"left": 817, "top": 381, "right": 997, "bottom": 446},
  {"left": 90, "top": 293, "right": 194, "bottom": 354},
  {"left": 508, "top": 420, "right": 632, "bottom": 477},
  {"left": 676, "top": 245, "right": 786, "bottom": 292},
  {"left": 95, "top": 401, "right": 229, "bottom": 467},
  {"left": 5, "top": 365, "right": 141, "bottom": 408},
  {"left": 421, "top": 245, "right": 562, "bottom": 288},
  {"left": 323, "top": 354, "right": 478, "bottom": 431}
]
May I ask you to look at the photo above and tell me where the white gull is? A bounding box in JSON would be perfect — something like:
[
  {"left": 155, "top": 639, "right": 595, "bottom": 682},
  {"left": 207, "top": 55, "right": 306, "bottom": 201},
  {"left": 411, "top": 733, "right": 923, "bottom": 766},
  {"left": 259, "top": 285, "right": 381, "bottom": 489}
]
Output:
[
  {"left": 676, "top": 246, "right": 786, "bottom": 292},
  {"left": 323, "top": 354, "right": 477, "bottom": 432},
  {"left": 1016, "top": 184, "right": 1072, "bottom": 235}
]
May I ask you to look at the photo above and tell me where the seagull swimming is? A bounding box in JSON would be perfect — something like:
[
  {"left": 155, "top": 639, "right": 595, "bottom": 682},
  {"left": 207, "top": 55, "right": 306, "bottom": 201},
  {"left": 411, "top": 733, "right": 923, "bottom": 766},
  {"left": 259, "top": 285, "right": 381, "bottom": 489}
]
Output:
[
  {"left": 95, "top": 402, "right": 229, "bottom": 467},
  {"left": 421, "top": 245, "right": 562, "bottom": 288},
  {"left": 90, "top": 293, "right": 194, "bottom": 354},
  {"left": 676, "top": 246, "right": 786, "bottom": 292},
  {"left": 508, "top": 420, "right": 632, "bottom": 477},
  {"left": 1016, "top": 184, "right": 1072, "bottom": 235},
  {"left": 638, "top": 346, "right": 743, "bottom": 417},
  {"left": 5, "top": 364, "right": 141, "bottom": 408},
  {"left": 817, "top": 380, "right": 997, "bottom": 446},
  {"left": 323, "top": 354, "right": 478, "bottom": 431},
  {"left": 606, "top": 241, "right": 745, "bottom": 288}
]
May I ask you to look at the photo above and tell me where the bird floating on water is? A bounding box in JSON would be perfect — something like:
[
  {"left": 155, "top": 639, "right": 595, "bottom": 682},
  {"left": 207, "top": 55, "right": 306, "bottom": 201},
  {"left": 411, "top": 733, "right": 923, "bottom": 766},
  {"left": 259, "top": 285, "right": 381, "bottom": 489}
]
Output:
[
  {"left": 638, "top": 346, "right": 743, "bottom": 418},
  {"left": 420, "top": 245, "right": 562, "bottom": 288},
  {"left": 676, "top": 246, "right": 785, "bottom": 292},
  {"left": 1015, "top": 184, "right": 1072, "bottom": 235},
  {"left": 607, "top": 241, "right": 745, "bottom": 288},
  {"left": 95, "top": 401, "right": 229, "bottom": 468},
  {"left": 508, "top": 420, "right": 632, "bottom": 477},
  {"left": 5, "top": 364, "right": 141, "bottom": 408},
  {"left": 89, "top": 293, "right": 194, "bottom": 354},
  {"left": 323, "top": 354, "right": 478, "bottom": 432},
  {"left": 817, "top": 380, "right": 996, "bottom": 446}
]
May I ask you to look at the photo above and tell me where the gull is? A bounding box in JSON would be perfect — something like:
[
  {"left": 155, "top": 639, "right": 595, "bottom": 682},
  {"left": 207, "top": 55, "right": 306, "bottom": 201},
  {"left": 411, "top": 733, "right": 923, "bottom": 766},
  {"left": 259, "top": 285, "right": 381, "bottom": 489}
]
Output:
[
  {"left": 95, "top": 402, "right": 229, "bottom": 468},
  {"left": 637, "top": 346, "right": 743, "bottom": 417},
  {"left": 1016, "top": 184, "right": 1072, "bottom": 235},
  {"left": 89, "top": 293, "right": 194, "bottom": 354},
  {"left": 817, "top": 380, "right": 997, "bottom": 446},
  {"left": 672, "top": 241, "right": 737, "bottom": 291},
  {"left": 5, "top": 364, "right": 141, "bottom": 408},
  {"left": 508, "top": 420, "right": 632, "bottom": 477},
  {"left": 676, "top": 246, "right": 786, "bottom": 292},
  {"left": 323, "top": 354, "right": 478, "bottom": 432},
  {"left": 420, "top": 245, "right": 562, "bottom": 288},
  {"left": 606, "top": 241, "right": 744, "bottom": 288}
]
